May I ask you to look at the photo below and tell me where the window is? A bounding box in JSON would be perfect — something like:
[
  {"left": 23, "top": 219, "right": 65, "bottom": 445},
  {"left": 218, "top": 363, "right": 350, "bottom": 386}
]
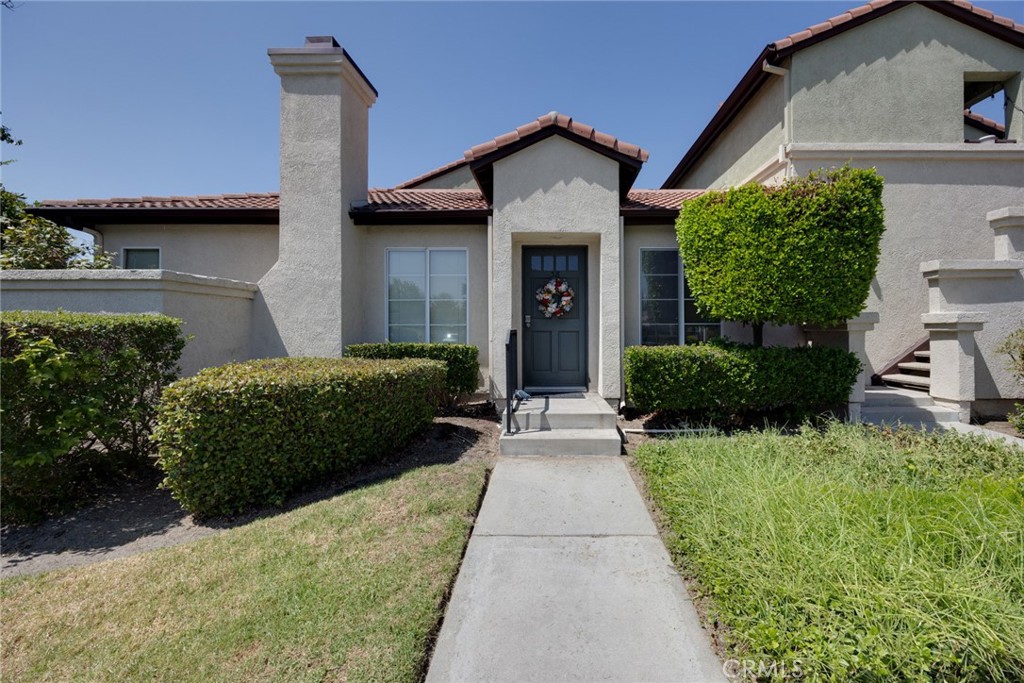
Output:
[
  {"left": 387, "top": 248, "right": 468, "bottom": 343},
  {"left": 639, "top": 248, "right": 720, "bottom": 346},
  {"left": 123, "top": 248, "right": 160, "bottom": 269}
]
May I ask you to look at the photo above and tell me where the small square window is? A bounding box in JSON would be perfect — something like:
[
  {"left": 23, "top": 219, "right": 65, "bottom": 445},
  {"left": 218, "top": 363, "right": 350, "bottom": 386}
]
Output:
[{"left": 124, "top": 248, "right": 160, "bottom": 269}]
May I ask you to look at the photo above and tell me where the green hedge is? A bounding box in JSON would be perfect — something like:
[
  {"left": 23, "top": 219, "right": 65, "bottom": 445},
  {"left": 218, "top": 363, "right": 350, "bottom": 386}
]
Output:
[
  {"left": 153, "top": 357, "right": 446, "bottom": 517},
  {"left": 624, "top": 342, "right": 861, "bottom": 422},
  {"left": 346, "top": 343, "right": 479, "bottom": 401},
  {"left": 1, "top": 310, "right": 186, "bottom": 522}
]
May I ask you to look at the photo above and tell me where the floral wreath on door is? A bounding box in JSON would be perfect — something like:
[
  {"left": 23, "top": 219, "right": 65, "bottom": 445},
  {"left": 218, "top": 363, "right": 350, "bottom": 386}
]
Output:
[{"left": 535, "top": 277, "right": 575, "bottom": 318}]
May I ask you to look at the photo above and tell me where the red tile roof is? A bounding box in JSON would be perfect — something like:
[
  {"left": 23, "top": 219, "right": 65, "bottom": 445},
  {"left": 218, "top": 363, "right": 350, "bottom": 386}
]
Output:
[
  {"left": 361, "top": 188, "right": 490, "bottom": 211},
  {"left": 963, "top": 108, "right": 1006, "bottom": 134},
  {"left": 773, "top": 0, "right": 1021, "bottom": 51},
  {"left": 393, "top": 158, "right": 469, "bottom": 189},
  {"left": 464, "top": 112, "right": 649, "bottom": 163},
  {"left": 662, "top": 0, "right": 1024, "bottom": 188},
  {"left": 36, "top": 192, "right": 280, "bottom": 209},
  {"left": 622, "top": 189, "right": 704, "bottom": 211}
]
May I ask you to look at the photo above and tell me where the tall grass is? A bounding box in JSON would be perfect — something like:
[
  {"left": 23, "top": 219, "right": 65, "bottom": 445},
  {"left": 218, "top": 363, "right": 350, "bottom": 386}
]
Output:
[{"left": 635, "top": 423, "right": 1024, "bottom": 682}]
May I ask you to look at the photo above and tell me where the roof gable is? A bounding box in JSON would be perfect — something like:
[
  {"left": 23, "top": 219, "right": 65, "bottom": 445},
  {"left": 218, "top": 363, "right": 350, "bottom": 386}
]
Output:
[
  {"left": 662, "top": 0, "right": 1024, "bottom": 188},
  {"left": 465, "top": 112, "right": 649, "bottom": 202}
]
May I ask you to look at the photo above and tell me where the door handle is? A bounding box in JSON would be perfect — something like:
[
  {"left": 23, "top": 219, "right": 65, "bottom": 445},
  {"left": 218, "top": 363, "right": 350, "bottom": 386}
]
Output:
[{"left": 525, "top": 315, "right": 532, "bottom": 329}]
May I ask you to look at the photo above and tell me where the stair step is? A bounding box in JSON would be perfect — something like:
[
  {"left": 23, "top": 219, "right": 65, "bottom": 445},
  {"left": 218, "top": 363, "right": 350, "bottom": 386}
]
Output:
[
  {"left": 881, "top": 373, "right": 931, "bottom": 389},
  {"left": 897, "top": 361, "right": 931, "bottom": 373},
  {"left": 914, "top": 350, "right": 931, "bottom": 360},
  {"left": 499, "top": 429, "right": 622, "bottom": 457},
  {"left": 860, "top": 406, "right": 960, "bottom": 426},
  {"left": 500, "top": 393, "right": 617, "bottom": 432},
  {"left": 864, "top": 387, "right": 936, "bottom": 407}
]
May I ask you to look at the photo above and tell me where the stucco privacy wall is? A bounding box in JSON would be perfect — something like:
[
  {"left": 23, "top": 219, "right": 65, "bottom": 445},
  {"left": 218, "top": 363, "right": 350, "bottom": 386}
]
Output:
[
  {"left": 621, "top": 224, "right": 804, "bottom": 348},
  {"left": 789, "top": 4, "right": 1023, "bottom": 143},
  {"left": 358, "top": 224, "right": 490, "bottom": 387},
  {"left": 0, "top": 270, "right": 257, "bottom": 376},
  {"left": 490, "top": 135, "right": 622, "bottom": 400},
  {"left": 253, "top": 41, "right": 375, "bottom": 358},
  {"left": 99, "top": 224, "right": 279, "bottom": 283},
  {"left": 674, "top": 75, "right": 787, "bottom": 190},
  {"left": 789, "top": 144, "right": 1024, "bottom": 374}
]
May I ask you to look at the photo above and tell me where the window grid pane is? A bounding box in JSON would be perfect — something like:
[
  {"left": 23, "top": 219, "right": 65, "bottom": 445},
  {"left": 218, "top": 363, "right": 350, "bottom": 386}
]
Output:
[
  {"left": 640, "top": 249, "right": 680, "bottom": 346},
  {"left": 125, "top": 249, "right": 160, "bottom": 269},
  {"left": 387, "top": 249, "right": 468, "bottom": 343}
]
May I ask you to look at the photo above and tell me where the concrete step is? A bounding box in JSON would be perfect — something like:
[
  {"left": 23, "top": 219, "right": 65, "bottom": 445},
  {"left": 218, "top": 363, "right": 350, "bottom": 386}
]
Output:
[
  {"left": 861, "top": 406, "right": 960, "bottom": 426},
  {"left": 499, "top": 428, "right": 623, "bottom": 456},
  {"left": 864, "top": 386, "right": 935, "bottom": 407},
  {"left": 914, "top": 350, "right": 931, "bottom": 360},
  {"left": 897, "top": 361, "right": 931, "bottom": 373},
  {"left": 881, "top": 373, "right": 931, "bottom": 389},
  {"left": 500, "top": 393, "right": 617, "bottom": 432}
]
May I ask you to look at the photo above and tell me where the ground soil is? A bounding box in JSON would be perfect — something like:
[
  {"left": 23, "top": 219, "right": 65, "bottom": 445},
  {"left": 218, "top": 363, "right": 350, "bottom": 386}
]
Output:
[
  {"left": 976, "top": 419, "right": 1022, "bottom": 439},
  {"left": 1, "top": 405, "right": 499, "bottom": 579}
]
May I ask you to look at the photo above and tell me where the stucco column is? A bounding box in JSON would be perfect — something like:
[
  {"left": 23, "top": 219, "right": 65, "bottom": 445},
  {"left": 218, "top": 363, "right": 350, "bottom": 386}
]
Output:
[
  {"left": 989, "top": 207, "right": 1024, "bottom": 261},
  {"left": 253, "top": 37, "right": 376, "bottom": 358},
  {"left": 489, "top": 229, "right": 514, "bottom": 401},
  {"left": 921, "top": 312, "right": 985, "bottom": 423},
  {"left": 803, "top": 311, "right": 878, "bottom": 422},
  {"left": 598, "top": 231, "right": 622, "bottom": 401}
]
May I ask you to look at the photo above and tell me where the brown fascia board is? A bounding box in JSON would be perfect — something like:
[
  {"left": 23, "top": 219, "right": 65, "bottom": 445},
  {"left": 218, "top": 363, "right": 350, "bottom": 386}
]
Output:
[
  {"left": 27, "top": 206, "right": 280, "bottom": 230},
  {"left": 660, "top": 1, "right": 1024, "bottom": 189},
  {"left": 349, "top": 209, "right": 491, "bottom": 226},
  {"left": 468, "top": 126, "right": 644, "bottom": 202}
]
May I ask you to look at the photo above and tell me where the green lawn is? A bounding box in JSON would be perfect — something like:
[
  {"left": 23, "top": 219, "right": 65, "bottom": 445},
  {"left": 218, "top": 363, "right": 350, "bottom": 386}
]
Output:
[
  {"left": 635, "top": 423, "right": 1024, "bottom": 682},
  {"left": 1, "top": 461, "right": 487, "bottom": 683}
]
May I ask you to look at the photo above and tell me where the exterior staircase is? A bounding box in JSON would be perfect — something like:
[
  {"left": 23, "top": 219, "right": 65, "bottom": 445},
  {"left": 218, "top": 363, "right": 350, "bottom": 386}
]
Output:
[
  {"left": 499, "top": 393, "right": 622, "bottom": 456},
  {"left": 880, "top": 347, "right": 931, "bottom": 392},
  {"left": 861, "top": 385, "right": 959, "bottom": 426}
]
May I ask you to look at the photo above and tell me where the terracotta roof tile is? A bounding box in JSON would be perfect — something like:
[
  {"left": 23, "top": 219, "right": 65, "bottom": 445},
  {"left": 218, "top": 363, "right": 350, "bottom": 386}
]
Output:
[
  {"left": 463, "top": 111, "right": 650, "bottom": 163},
  {"left": 622, "top": 189, "right": 704, "bottom": 211},
  {"left": 964, "top": 108, "right": 1006, "bottom": 133},
  {"left": 360, "top": 188, "right": 490, "bottom": 212},
  {"left": 772, "top": 0, "right": 1022, "bottom": 52},
  {"left": 36, "top": 192, "right": 280, "bottom": 210},
  {"left": 393, "top": 158, "right": 469, "bottom": 189}
]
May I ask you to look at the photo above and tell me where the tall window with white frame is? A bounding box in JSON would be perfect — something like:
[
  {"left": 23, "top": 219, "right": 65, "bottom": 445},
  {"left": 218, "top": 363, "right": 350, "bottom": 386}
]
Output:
[
  {"left": 387, "top": 248, "right": 468, "bottom": 343},
  {"left": 639, "top": 248, "right": 720, "bottom": 345}
]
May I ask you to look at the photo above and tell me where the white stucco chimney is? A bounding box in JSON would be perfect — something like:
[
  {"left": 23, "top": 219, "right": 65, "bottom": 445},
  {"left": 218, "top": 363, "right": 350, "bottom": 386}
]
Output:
[{"left": 253, "top": 36, "right": 378, "bottom": 358}]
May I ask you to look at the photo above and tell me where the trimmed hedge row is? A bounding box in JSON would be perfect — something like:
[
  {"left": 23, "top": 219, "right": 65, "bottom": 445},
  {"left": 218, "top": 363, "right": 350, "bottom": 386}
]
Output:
[
  {"left": 153, "top": 357, "right": 446, "bottom": 517},
  {"left": 1, "top": 310, "right": 186, "bottom": 522},
  {"left": 346, "top": 343, "right": 479, "bottom": 401},
  {"left": 624, "top": 342, "right": 861, "bottom": 422}
]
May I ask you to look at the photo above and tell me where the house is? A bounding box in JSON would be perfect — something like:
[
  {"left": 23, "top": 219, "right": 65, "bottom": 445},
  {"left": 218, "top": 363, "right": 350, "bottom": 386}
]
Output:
[{"left": 6, "top": 0, "right": 1023, "bottom": 429}]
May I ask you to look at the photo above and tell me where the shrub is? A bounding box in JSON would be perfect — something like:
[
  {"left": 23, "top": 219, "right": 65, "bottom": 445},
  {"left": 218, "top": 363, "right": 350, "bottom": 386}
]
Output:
[
  {"left": 624, "top": 341, "right": 861, "bottom": 423},
  {"left": 997, "top": 326, "right": 1024, "bottom": 433},
  {"left": 677, "top": 166, "right": 885, "bottom": 345},
  {"left": 1, "top": 311, "right": 186, "bottom": 522},
  {"left": 153, "top": 357, "right": 446, "bottom": 517},
  {"left": 346, "top": 342, "right": 479, "bottom": 403}
]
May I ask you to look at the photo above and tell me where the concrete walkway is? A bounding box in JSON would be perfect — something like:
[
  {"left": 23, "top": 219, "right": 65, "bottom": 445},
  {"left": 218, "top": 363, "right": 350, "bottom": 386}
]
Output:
[{"left": 427, "top": 457, "right": 725, "bottom": 683}]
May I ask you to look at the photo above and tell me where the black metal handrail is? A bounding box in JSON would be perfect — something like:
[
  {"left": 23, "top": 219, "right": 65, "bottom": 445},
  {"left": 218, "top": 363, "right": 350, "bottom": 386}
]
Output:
[{"left": 505, "top": 329, "right": 518, "bottom": 435}]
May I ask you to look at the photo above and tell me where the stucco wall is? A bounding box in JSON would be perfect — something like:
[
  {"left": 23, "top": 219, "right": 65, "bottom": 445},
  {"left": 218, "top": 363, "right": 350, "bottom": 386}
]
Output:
[
  {"left": 357, "top": 224, "right": 490, "bottom": 389},
  {"left": 674, "top": 75, "right": 786, "bottom": 190},
  {"left": 254, "top": 45, "right": 375, "bottom": 359},
  {"left": 790, "top": 4, "right": 1023, "bottom": 143},
  {"left": 98, "top": 223, "right": 279, "bottom": 283},
  {"left": 0, "top": 270, "right": 257, "bottom": 376},
  {"left": 490, "top": 134, "right": 622, "bottom": 399},
  {"left": 412, "top": 165, "right": 479, "bottom": 190},
  {"left": 789, "top": 143, "right": 1024, "bottom": 376},
  {"left": 621, "top": 224, "right": 804, "bottom": 348}
]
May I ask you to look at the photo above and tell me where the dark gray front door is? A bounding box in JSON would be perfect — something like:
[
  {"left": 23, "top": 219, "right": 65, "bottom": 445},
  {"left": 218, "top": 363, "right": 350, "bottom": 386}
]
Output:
[{"left": 522, "top": 246, "right": 587, "bottom": 390}]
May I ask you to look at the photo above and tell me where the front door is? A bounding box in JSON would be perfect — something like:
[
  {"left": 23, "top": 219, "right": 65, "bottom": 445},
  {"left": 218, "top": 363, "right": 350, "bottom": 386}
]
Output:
[{"left": 522, "top": 246, "right": 587, "bottom": 391}]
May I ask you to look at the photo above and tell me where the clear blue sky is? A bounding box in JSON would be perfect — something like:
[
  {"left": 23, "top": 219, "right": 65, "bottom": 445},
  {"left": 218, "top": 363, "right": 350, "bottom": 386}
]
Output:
[{"left": 3, "top": 1, "right": 1022, "bottom": 202}]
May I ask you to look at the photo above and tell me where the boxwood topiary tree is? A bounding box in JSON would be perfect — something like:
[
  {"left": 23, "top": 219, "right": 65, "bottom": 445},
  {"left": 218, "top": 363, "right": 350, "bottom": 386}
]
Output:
[{"left": 676, "top": 166, "right": 885, "bottom": 346}]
